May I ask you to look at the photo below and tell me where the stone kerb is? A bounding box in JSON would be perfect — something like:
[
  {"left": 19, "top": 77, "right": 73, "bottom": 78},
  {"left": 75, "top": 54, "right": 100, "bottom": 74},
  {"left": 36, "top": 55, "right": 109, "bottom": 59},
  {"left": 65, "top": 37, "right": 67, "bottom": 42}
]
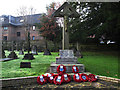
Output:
[{"left": 1, "top": 74, "right": 119, "bottom": 87}]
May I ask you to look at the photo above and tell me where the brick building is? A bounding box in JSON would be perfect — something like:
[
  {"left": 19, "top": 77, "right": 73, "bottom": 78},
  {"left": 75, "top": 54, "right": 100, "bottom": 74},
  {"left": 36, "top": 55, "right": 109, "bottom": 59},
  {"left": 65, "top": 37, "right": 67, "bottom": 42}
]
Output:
[{"left": 0, "top": 14, "right": 43, "bottom": 41}]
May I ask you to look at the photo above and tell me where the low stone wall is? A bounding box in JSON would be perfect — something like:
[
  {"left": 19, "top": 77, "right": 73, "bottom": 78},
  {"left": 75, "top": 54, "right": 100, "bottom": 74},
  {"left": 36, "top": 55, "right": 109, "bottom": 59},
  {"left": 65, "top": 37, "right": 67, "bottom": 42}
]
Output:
[
  {"left": 0, "top": 74, "right": 120, "bottom": 88},
  {"left": 1, "top": 76, "right": 38, "bottom": 87}
]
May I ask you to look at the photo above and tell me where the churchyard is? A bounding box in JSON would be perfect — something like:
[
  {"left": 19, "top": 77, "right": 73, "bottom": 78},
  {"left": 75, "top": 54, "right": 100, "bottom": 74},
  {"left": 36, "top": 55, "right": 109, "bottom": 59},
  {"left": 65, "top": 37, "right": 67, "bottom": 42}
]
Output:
[
  {"left": 1, "top": 49, "right": 118, "bottom": 79},
  {"left": 0, "top": 1, "right": 119, "bottom": 89}
]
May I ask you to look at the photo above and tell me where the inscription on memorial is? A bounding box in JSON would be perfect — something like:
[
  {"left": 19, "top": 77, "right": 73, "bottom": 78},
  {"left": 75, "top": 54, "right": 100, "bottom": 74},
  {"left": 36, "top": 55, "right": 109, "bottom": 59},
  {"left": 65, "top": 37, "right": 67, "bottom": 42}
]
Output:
[{"left": 59, "top": 50, "right": 74, "bottom": 58}]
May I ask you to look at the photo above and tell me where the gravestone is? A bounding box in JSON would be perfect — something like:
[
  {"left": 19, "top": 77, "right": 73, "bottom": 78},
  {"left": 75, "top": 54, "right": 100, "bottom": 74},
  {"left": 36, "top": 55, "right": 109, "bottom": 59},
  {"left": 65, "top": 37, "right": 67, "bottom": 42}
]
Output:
[
  {"left": 19, "top": 50, "right": 24, "bottom": 55},
  {"left": 2, "top": 45, "right": 6, "bottom": 58},
  {"left": 19, "top": 42, "right": 24, "bottom": 55},
  {"left": 2, "top": 50, "right": 6, "bottom": 58},
  {"left": 8, "top": 41, "right": 18, "bottom": 59},
  {"left": 31, "top": 45, "right": 38, "bottom": 55},
  {"left": 75, "top": 50, "right": 83, "bottom": 58},
  {"left": 43, "top": 49, "right": 51, "bottom": 55},
  {"left": 20, "top": 62, "right": 31, "bottom": 68},
  {"left": 23, "top": 30, "right": 35, "bottom": 60},
  {"left": 8, "top": 51, "right": 18, "bottom": 59},
  {"left": 75, "top": 42, "right": 83, "bottom": 58},
  {"left": 23, "top": 53, "right": 35, "bottom": 60}
]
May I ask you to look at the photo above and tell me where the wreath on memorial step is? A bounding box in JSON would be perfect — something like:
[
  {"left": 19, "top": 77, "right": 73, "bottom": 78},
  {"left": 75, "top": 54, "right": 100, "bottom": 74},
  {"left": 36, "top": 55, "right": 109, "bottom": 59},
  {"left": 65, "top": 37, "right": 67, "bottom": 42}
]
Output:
[
  {"left": 44, "top": 73, "right": 54, "bottom": 83},
  {"left": 73, "top": 73, "right": 81, "bottom": 82},
  {"left": 80, "top": 73, "right": 89, "bottom": 82},
  {"left": 72, "top": 65, "right": 79, "bottom": 73},
  {"left": 37, "top": 64, "right": 98, "bottom": 85},
  {"left": 37, "top": 75, "right": 47, "bottom": 85},
  {"left": 57, "top": 64, "right": 66, "bottom": 75},
  {"left": 53, "top": 75, "right": 64, "bottom": 85},
  {"left": 62, "top": 73, "right": 71, "bottom": 83},
  {"left": 88, "top": 74, "right": 97, "bottom": 82}
]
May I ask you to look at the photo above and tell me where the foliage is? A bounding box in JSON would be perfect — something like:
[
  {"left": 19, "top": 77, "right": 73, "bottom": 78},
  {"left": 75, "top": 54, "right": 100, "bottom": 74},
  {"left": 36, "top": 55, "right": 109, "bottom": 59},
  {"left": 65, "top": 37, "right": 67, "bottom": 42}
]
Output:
[
  {"left": 69, "top": 2, "right": 120, "bottom": 44},
  {"left": 36, "top": 2, "right": 62, "bottom": 44}
]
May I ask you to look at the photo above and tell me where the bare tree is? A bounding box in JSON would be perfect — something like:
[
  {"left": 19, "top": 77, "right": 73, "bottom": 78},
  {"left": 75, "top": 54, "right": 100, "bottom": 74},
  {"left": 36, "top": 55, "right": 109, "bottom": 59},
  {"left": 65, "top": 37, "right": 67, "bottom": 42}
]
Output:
[{"left": 17, "top": 6, "right": 36, "bottom": 59}]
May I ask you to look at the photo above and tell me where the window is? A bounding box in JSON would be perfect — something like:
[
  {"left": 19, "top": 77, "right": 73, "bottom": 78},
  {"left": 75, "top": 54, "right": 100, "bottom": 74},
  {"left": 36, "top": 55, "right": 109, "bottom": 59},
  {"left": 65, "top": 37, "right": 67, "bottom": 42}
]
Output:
[
  {"left": 32, "top": 36, "right": 35, "bottom": 40},
  {"left": 0, "top": 18, "right": 4, "bottom": 21},
  {"left": 20, "top": 19, "right": 24, "bottom": 23},
  {"left": 17, "top": 32, "right": 21, "bottom": 37},
  {"left": 3, "top": 27, "right": 8, "bottom": 30},
  {"left": 3, "top": 36, "right": 7, "bottom": 40},
  {"left": 33, "top": 26, "right": 36, "bottom": 30}
]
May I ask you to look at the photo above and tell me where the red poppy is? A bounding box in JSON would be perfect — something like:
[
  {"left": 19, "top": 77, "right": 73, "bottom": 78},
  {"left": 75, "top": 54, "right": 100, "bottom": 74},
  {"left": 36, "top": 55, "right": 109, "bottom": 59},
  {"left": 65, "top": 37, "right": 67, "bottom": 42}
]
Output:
[
  {"left": 44, "top": 73, "right": 54, "bottom": 83},
  {"left": 53, "top": 75, "right": 63, "bottom": 85},
  {"left": 48, "top": 76, "right": 54, "bottom": 83},
  {"left": 37, "top": 75, "right": 47, "bottom": 85},
  {"left": 80, "top": 73, "right": 89, "bottom": 82},
  {"left": 88, "top": 74, "right": 97, "bottom": 82},
  {"left": 62, "top": 73, "right": 71, "bottom": 83},
  {"left": 57, "top": 64, "right": 66, "bottom": 75},
  {"left": 73, "top": 73, "right": 81, "bottom": 82},
  {"left": 72, "top": 65, "right": 79, "bottom": 73}
]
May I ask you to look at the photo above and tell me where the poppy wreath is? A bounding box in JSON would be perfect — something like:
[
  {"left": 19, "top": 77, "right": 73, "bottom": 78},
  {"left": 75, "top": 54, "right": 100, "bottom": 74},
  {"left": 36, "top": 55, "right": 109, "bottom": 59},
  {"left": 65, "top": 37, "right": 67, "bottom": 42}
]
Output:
[
  {"left": 45, "top": 73, "right": 54, "bottom": 83},
  {"left": 53, "top": 75, "right": 63, "bottom": 85},
  {"left": 46, "top": 73, "right": 54, "bottom": 77},
  {"left": 80, "top": 73, "right": 89, "bottom": 82},
  {"left": 62, "top": 73, "right": 71, "bottom": 83},
  {"left": 88, "top": 74, "right": 97, "bottom": 82},
  {"left": 37, "top": 75, "right": 47, "bottom": 85},
  {"left": 48, "top": 76, "right": 54, "bottom": 83},
  {"left": 72, "top": 65, "right": 79, "bottom": 73},
  {"left": 57, "top": 64, "right": 66, "bottom": 75},
  {"left": 73, "top": 73, "right": 81, "bottom": 82}
]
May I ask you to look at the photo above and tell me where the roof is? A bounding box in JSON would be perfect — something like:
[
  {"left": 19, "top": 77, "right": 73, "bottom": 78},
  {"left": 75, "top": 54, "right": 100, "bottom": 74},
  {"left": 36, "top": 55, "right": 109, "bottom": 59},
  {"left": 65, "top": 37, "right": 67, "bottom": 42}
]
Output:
[{"left": 0, "top": 14, "right": 42, "bottom": 26}]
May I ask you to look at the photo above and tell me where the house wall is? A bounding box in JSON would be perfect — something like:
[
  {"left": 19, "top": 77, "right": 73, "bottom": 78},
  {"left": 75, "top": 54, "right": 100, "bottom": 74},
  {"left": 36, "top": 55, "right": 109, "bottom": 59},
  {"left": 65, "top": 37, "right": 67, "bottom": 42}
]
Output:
[{"left": 1, "top": 25, "right": 43, "bottom": 41}]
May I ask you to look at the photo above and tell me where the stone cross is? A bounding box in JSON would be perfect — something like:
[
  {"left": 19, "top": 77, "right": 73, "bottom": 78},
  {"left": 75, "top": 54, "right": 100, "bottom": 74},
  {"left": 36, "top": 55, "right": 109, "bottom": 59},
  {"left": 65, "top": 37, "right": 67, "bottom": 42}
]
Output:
[
  {"left": 52, "top": 2, "right": 79, "bottom": 50},
  {"left": 12, "top": 41, "right": 15, "bottom": 51}
]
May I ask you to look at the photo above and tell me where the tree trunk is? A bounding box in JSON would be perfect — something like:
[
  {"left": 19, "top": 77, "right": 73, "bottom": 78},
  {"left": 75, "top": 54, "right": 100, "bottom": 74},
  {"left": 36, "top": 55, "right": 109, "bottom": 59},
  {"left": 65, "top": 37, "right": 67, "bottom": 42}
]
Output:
[{"left": 45, "top": 38, "right": 48, "bottom": 49}]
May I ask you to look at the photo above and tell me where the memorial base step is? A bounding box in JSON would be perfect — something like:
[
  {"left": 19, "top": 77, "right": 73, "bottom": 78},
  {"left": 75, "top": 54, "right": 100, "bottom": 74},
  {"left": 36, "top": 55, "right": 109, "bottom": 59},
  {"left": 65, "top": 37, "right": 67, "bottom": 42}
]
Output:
[
  {"left": 56, "top": 57, "right": 77, "bottom": 64},
  {"left": 50, "top": 62, "right": 85, "bottom": 73}
]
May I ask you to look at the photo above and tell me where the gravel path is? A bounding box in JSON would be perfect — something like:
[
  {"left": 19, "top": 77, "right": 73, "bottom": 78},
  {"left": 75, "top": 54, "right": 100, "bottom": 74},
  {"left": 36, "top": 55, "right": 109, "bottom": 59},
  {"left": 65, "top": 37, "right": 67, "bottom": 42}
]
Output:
[{"left": 2, "top": 79, "right": 119, "bottom": 90}]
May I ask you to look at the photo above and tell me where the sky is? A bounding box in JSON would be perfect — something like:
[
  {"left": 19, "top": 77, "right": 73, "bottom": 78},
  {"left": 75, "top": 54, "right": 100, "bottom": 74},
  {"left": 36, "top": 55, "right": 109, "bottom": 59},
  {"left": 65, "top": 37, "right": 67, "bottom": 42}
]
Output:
[{"left": 0, "top": 0, "right": 65, "bottom": 16}]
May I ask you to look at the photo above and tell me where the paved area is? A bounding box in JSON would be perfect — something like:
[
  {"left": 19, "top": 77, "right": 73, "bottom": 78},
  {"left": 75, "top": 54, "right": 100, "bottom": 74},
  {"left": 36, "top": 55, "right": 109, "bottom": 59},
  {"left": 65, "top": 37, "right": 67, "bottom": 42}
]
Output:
[
  {"left": 0, "top": 58, "right": 13, "bottom": 62},
  {"left": 2, "top": 79, "right": 119, "bottom": 90}
]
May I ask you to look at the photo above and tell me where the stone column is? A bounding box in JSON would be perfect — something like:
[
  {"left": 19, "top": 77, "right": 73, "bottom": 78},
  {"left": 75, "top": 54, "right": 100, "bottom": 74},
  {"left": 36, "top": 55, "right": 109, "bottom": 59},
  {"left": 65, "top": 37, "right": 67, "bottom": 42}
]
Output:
[{"left": 63, "top": 16, "right": 69, "bottom": 50}]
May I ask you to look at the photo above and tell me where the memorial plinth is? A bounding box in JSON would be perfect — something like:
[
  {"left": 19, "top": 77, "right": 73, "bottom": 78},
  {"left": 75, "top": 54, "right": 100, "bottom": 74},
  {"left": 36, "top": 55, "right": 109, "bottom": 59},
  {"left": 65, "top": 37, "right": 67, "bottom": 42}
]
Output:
[{"left": 50, "top": 50, "right": 85, "bottom": 73}]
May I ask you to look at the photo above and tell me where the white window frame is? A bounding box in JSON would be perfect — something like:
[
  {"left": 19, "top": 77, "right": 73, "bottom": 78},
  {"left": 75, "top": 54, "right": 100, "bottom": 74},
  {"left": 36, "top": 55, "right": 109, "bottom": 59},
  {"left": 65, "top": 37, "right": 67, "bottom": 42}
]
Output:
[
  {"left": 3, "top": 27, "right": 8, "bottom": 30},
  {"left": 33, "top": 26, "right": 36, "bottom": 30}
]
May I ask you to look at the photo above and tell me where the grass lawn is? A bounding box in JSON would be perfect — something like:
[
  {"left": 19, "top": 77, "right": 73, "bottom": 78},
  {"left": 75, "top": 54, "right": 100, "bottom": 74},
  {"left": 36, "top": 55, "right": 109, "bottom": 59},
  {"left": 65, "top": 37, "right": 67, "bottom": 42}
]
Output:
[
  {"left": 1, "top": 51, "right": 58, "bottom": 79},
  {"left": 78, "top": 51, "right": 119, "bottom": 79},
  {"left": 1, "top": 50, "right": 119, "bottom": 79}
]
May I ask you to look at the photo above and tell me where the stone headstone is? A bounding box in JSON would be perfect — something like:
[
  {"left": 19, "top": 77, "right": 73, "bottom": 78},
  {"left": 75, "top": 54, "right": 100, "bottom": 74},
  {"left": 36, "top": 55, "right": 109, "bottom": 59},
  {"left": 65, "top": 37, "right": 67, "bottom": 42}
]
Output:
[
  {"left": 43, "top": 49, "right": 51, "bottom": 55},
  {"left": 8, "top": 51, "right": 18, "bottom": 59},
  {"left": 2, "top": 49, "right": 6, "bottom": 58},
  {"left": 31, "top": 45, "right": 38, "bottom": 55},
  {"left": 20, "top": 62, "right": 31, "bottom": 68},
  {"left": 75, "top": 50, "right": 83, "bottom": 58},
  {"left": 23, "top": 53, "right": 35, "bottom": 60},
  {"left": 19, "top": 50, "right": 24, "bottom": 55}
]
